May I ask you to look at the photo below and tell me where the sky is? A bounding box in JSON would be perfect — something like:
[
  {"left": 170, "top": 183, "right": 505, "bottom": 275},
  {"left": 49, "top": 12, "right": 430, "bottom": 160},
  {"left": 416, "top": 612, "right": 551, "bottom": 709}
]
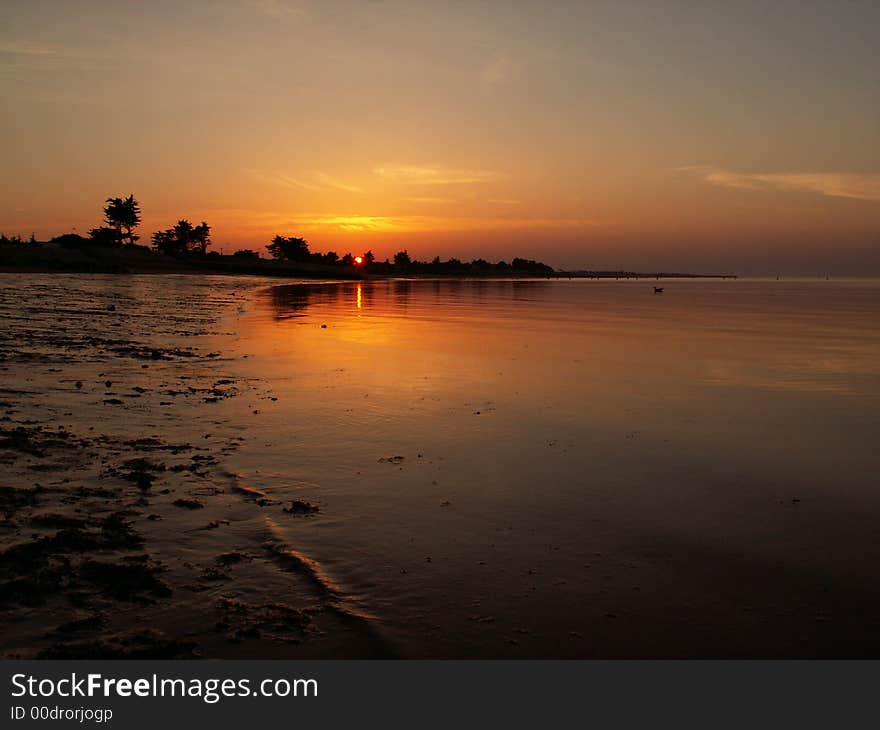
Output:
[{"left": 1, "top": 0, "right": 878, "bottom": 274}]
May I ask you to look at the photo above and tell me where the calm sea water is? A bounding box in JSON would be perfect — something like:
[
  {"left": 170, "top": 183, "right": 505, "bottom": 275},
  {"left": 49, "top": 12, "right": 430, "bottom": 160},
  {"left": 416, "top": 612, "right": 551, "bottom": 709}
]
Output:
[{"left": 222, "top": 278, "right": 880, "bottom": 657}]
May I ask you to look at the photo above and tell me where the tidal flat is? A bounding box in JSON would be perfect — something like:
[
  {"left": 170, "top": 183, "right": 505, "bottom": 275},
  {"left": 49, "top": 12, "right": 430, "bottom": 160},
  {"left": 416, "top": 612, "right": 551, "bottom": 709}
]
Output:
[
  {"left": 1, "top": 275, "right": 879, "bottom": 658},
  {"left": 0, "top": 274, "right": 389, "bottom": 658}
]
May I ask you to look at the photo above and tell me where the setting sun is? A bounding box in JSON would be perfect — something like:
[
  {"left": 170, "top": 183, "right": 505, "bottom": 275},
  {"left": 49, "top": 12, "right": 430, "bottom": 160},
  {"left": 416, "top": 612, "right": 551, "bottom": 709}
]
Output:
[{"left": 354, "top": 256, "right": 363, "bottom": 265}]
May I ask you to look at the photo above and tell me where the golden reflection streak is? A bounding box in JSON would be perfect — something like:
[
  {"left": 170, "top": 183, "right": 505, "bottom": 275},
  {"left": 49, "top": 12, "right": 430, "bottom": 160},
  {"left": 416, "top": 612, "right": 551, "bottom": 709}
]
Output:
[{"left": 356, "top": 284, "right": 362, "bottom": 310}]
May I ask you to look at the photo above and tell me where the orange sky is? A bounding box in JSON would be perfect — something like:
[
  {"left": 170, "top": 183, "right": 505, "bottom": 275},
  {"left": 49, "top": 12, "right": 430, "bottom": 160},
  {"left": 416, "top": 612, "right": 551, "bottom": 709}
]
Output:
[{"left": 1, "top": 0, "right": 878, "bottom": 274}]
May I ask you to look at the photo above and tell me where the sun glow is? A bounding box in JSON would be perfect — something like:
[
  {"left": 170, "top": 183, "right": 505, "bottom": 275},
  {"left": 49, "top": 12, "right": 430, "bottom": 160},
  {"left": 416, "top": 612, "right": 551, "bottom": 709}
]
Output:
[{"left": 354, "top": 256, "right": 363, "bottom": 265}]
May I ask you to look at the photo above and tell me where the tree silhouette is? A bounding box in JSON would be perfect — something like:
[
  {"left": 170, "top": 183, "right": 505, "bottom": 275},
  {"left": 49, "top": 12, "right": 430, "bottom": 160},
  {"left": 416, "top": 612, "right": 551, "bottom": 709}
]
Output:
[
  {"left": 266, "top": 235, "right": 310, "bottom": 261},
  {"left": 363, "top": 250, "right": 375, "bottom": 265},
  {"left": 511, "top": 257, "right": 553, "bottom": 274},
  {"left": 103, "top": 194, "right": 141, "bottom": 245},
  {"left": 393, "top": 250, "right": 411, "bottom": 268},
  {"left": 152, "top": 219, "right": 212, "bottom": 256},
  {"left": 191, "top": 221, "right": 211, "bottom": 254}
]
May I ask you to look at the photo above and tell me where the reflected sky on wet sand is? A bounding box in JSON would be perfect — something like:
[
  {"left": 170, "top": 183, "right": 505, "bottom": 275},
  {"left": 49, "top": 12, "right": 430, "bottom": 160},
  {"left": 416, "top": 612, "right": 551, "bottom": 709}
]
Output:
[{"left": 223, "top": 278, "right": 880, "bottom": 657}]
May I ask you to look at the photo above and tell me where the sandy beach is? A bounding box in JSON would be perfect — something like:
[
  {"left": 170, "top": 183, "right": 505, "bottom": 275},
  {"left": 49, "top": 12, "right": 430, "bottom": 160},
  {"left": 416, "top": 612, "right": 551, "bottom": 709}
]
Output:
[{"left": 0, "top": 274, "right": 391, "bottom": 658}]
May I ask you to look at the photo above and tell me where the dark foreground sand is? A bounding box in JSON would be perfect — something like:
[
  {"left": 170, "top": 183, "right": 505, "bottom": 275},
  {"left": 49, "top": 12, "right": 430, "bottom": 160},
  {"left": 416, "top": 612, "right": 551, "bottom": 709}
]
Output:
[{"left": 0, "top": 274, "right": 392, "bottom": 658}]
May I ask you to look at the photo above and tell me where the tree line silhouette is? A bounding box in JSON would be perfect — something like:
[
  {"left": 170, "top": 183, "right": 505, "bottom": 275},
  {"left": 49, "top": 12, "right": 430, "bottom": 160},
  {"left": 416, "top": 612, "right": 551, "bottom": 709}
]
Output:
[
  {"left": 263, "top": 235, "right": 553, "bottom": 275},
  {"left": 2, "top": 193, "right": 554, "bottom": 275},
  {"left": 39, "top": 195, "right": 212, "bottom": 257}
]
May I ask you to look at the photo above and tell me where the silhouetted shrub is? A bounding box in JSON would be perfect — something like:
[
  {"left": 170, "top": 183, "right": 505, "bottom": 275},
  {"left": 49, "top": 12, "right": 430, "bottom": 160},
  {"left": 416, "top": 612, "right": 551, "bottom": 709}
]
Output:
[
  {"left": 87, "top": 227, "right": 123, "bottom": 247},
  {"left": 266, "top": 235, "right": 310, "bottom": 261},
  {"left": 51, "top": 233, "right": 91, "bottom": 248},
  {"left": 511, "top": 257, "right": 554, "bottom": 274}
]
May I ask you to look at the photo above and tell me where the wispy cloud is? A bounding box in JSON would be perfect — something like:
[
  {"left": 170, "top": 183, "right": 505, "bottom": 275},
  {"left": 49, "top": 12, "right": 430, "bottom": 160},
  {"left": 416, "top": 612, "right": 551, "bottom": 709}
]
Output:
[
  {"left": 489, "top": 198, "right": 521, "bottom": 205},
  {"left": 401, "top": 197, "right": 458, "bottom": 204},
  {"left": 314, "top": 173, "right": 364, "bottom": 194},
  {"left": 248, "top": 169, "right": 362, "bottom": 193},
  {"left": 444, "top": 216, "right": 598, "bottom": 232},
  {"left": 204, "top": 209, "right": 400, "bottom": 233},
  {"left": 288, "top": 214, "right": 597, "bottom": 233},
  {"left": 684, "top": 166, "right": 880, "bottom": 202},
  {"left": 253, "top": 166, "right": 500, "bottom": 192},
  {"left": 273, "top": 173, "right": 323, "bottom": 192},
  {"left": 200, "top": 208, "right": 600, "bottom": 235},
  {"left": 296, "top": 215, "right": 396, "bottom": 232},
  {"left": 374, "top": 165, "right": 503, "bottom": 185}
]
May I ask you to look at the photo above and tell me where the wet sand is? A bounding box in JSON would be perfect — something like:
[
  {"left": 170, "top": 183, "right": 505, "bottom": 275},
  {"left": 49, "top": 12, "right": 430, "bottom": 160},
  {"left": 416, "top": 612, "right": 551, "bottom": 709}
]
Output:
[
  {"left": 2, "top": 275, "right": 880, "bottom": 658},
  {"left": 0, "top": 274, "right": 392, "bottom": 658}
]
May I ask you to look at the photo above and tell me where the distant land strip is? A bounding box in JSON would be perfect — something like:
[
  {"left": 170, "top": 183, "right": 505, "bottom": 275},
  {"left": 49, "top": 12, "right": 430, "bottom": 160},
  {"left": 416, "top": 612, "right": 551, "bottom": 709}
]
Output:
[{"left": 0, "top": 239, "right": 736, "bottom": 280}]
